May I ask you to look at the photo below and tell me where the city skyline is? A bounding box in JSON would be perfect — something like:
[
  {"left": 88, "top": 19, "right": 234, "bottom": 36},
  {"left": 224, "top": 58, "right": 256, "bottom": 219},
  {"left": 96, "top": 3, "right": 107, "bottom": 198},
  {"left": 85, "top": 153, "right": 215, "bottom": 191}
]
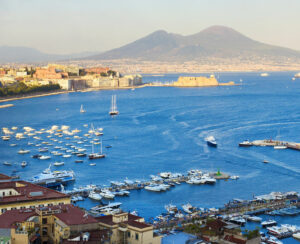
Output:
[{"left": 1, "top": 0, "right": 300, "bottom": 54}]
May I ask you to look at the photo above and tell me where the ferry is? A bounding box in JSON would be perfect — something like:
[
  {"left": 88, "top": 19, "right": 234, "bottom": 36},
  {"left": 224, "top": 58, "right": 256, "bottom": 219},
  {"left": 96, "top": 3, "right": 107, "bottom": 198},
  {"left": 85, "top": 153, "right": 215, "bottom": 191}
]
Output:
[
  {"left": 30, "top": 164, "right": 75, "bottom": 187},
  {"left": 205, "top": 136, "right": 217, "bottom": 147}
]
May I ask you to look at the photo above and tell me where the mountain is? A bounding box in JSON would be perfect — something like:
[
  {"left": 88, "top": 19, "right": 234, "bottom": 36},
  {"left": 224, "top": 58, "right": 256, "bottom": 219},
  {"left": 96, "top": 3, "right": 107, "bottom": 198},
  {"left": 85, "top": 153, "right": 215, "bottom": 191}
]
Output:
[
  {"left": 0, "top": 46, "right": 99, "bottom": 63},
  {"left": 86, "top": 26, "right": 300, "bottom": 61}
]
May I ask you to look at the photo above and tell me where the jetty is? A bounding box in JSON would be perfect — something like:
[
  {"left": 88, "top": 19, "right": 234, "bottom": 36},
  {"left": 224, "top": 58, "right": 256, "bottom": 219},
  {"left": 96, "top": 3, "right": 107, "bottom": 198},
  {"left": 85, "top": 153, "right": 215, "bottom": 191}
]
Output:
[
  {"left": 0, "top": 104, "right": 14, "bottom": 109},
  {"left": 240, "top": 139, "right": 300, "bottom": 151}
]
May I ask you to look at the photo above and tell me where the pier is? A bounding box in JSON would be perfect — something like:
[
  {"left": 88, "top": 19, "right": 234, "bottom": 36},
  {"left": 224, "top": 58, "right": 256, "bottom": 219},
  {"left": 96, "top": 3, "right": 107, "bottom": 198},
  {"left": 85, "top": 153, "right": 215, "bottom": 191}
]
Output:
[{"left": 241, "top": 139, "right": 300, "bottom": 151}]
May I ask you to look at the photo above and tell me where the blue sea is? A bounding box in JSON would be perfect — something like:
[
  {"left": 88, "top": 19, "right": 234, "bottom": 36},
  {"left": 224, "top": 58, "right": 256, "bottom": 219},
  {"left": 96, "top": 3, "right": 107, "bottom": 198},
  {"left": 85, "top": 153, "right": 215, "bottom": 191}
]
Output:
[{"left": 0, "top": 72, "right": 299, "bottom": 243}]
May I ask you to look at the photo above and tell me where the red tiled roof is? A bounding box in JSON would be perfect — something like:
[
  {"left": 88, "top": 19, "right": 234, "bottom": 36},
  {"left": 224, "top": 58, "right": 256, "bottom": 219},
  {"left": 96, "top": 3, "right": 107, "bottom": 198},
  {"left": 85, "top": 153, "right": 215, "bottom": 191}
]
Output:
[
  {"left": 0, "top": 180, "right": 68, "bottom": 205},
  {"left": 54, "top": 204, "right": 98, "bottom": 226},
  {"left": 224, "top": 235, "right": 247, "bottom": 244},
  {"left": 0, "top": 209, "right": 37, "bottom": 228},
  {"left": 0, "top": 174, "right": 12, "bottom": 180},
  {"left": 126, "top": 220, "right": 152, "bottom": 229},
  {"left": 62, "top": 230, "right": 110, "bottom": 244},
  {"left": 206, "top": 219, "right": 227, "bottom": 230},
  {"left": 95, "top": 215, "right": 115, "bottom": 226},
  {"left": 128, "top": 213, "right": 143, "bottom": 221}
]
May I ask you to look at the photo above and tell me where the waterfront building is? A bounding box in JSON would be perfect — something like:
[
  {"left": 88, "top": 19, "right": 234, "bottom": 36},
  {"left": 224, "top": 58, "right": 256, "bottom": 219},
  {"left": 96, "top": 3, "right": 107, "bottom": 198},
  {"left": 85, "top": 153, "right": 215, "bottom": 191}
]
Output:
[
  {"left": 0, "top": 204, "right": 110, "bottom": 244},
  {"left": 85, "top": 67, "right": 110, "bottom": 75},
  {"left": 0, "top": 174, "right": 70, "bottom": 214},
  {"left": 96, "top": 212, "right": 161, "bottom": 244}
]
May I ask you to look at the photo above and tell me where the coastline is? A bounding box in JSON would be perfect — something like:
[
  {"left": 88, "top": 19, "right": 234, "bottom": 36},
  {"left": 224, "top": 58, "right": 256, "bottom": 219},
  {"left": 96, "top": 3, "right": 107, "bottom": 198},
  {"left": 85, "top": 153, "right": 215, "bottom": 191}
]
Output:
[{"left": 0, "top": 82, "right": 237, "bottom": 103}]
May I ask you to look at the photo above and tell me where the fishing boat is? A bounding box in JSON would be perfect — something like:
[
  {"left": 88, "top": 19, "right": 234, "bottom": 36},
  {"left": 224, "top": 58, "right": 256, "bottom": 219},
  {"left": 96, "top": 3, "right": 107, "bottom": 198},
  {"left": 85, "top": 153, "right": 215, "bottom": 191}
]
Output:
[
  {"left": 205, "top": 136, "right": 217, "bottom": 147},
  {"left": 21, "top": 161, "right": 27, "bottom": 167},
  {"left": 89, "top": 139, "right": 105, "bottom": 159},
  {"left": 30, "top": 164, "right": 75, "bottom": 187},
  {"left": 109, "top": 94, "right": 119, "bottom": 115},
  {"left": 80, "top": 104, "right": 86, "bottom": 113},
  {"left": 54, "top": 161, "right": 64, "bottom": 166}
]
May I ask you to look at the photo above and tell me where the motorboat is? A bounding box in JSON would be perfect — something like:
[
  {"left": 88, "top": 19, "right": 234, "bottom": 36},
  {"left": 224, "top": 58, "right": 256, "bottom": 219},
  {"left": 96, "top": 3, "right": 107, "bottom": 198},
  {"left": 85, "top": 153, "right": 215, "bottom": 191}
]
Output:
[
  {"left": 39, "top": 155, "right": 51, "bottom": 160},
  {"left": 80, "top": 104, "right": 86, "bottom": 113},
  {"left": 89, "top": 163, "right": 96, "bottom": 166},
  {"left": 239, "top": 140, "right": 253, "bottom": 147},
  {"left": 32, "top": 154, "right": 42, "bottom": 158},
  {"left": 261, "top": 73, "right": 269, "bottom": 77},
  {"left": 165, "top": 204, "right": 178, "bottom": 214},
  {"left": 229, "top": 216, "right": 246, "bottom": 226},
  {"left": 124, "top": 178, "right": 134, "bottom": 185},
  {"left": 2, "top": 136, "right": 11, "bottom": 141},
  {"left": 88, "top": 191, "right": 102, "bottom": 201},
  {"left": 205, "top": 136, "right": 217, "bottom": 147},
  {"left": 230, "top": 175, "right": 239, "bottom": 180},
  {"left": 62, "top": 154, "right": 71, "bottom": 158},
  {"left": 262, "top": 219, "right": 277, "bottom": 228},
  {"left": 18, "top": 149, "right": 30, "bottom": 154},
  {"left": 21, "top": 161, "right": 27, "bottom": 167},
  {"left": 3, "top": 161, "right": 12, "bottom": 166},
  {"left": 265, "top": 236, "right": 283, "bottom": 244},
  {"left": 263, "top": 159, "right": 269, "bottom": 163},
  {"left": 54, "top": 161, "right": 64, "bottom": 166},
  {"left": 182, "top": 203, "right": 193, "bottom": 214},
  {"left": 39, "top": 147, "right": 48, "bottom": 152},
  {"left": 246, "top": 216, "right": 262, "bottom": 222},
  {"left": 75, "top": 160, "right": 83, "bottom": 163},
  {"left": 160, "top": 172, "right": 171, "bottom": 178},
  {"left": 100, "top": 190, "right": 115, "bottom": 199}
]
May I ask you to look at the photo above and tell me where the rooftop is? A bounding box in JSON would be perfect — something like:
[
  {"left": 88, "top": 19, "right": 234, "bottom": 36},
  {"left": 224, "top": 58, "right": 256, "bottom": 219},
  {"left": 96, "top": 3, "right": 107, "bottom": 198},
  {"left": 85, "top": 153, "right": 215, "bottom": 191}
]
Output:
[
  {"left": 0, "top": 204, "right": 97, "bottom": 228},
  {"left": 0, "top": 180, "right": 68, "bottom": 205}
]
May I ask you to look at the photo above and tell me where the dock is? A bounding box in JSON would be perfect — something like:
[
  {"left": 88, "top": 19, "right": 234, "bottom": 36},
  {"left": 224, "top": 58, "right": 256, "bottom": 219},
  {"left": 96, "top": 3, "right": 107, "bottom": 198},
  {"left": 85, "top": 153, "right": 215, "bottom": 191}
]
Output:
[
  {"left": 241, "top": 139, "right": 300, "bottom": 151},
  {"left": 0, "top": 104, "right": 14, "bottom": 109}
]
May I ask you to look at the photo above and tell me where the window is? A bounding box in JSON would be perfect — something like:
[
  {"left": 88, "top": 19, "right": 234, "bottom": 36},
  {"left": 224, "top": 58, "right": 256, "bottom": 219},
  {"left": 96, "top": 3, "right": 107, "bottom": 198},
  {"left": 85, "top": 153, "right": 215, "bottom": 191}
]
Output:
[
  {"left": 20, "top": 206, "right": 25, "bottom": 210},
  {"left": 42, "top": 227, "right": 47, "bottom": 236},
  {"left": 39, "top": 204, "right": 44, "bottom": 207},
  {"left": 1, "top": 208, "right": 7, "bottom": 213},
  {"left": 127, "top": 231, "right": 131, "bottom": 238},
  {"left": 42, "top": 218, "right": 47, "bottom": 224},
  {"left": 48, "top": 203, "right": 53, "bottom": 206},
  {"left": 59, "top": 202, "right": 64, "bottom": 205},
  {"left": 11, "top": 207, "right": 17, "bottom": 210},
  {"left": 9, "top": 191, "right": 12, "bottom": 195},
  {"left": 2, "top": 192, "right": 5, "bottom": 196},
  {"left": 30, "top": 206, "right": 35, "bottom": 209},
  {"left": 135, "top": 233, "right": 139, "bottom": 240}
]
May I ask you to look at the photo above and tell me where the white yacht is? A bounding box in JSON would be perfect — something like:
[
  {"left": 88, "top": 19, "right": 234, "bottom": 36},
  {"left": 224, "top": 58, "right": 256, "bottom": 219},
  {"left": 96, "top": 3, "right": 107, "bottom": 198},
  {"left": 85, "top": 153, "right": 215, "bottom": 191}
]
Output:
[
  {"left": 39, "top": 155, "right": 51, "bottom": 160},
  {"left": 100, "top": 190, "right": 115, "bottom": 199},
  {"left": 205, "top": 136, "right": 217, "bottom": 147},
  {"left": 54, "top": 161, "right": 64, "bottom": 166},
  {"left": 88, "top": 191, "right": 102, "bottom": 201}
]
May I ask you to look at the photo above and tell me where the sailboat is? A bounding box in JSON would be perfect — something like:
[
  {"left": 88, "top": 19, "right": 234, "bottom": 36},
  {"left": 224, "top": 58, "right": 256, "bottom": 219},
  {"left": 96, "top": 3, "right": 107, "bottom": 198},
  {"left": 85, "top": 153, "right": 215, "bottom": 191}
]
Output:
[
  {"left": 89, "top": 138, "right": 105, "bottom": 159},
  {"left": 109, "top": 95, "right": 119, "bottom": 115},
  {"left": 80, "top": 104, "right": 86, "bottom": 113}
]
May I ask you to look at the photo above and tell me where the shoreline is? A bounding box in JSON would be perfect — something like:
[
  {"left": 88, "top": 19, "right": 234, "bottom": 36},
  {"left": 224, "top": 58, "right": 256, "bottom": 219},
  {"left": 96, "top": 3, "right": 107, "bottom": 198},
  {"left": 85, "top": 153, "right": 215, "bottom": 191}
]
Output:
[{"left": 0, "top": 82, "right": 237, "bottom": 103}]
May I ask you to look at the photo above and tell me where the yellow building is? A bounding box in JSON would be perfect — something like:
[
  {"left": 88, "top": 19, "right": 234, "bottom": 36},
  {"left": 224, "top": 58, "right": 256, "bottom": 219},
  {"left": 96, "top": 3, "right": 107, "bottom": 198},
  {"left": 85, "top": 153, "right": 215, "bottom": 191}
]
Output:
[
  {"left": 0, "top": 174, "right": 70, "bottom": 215},
  {"left": 96, "top": 212, "right": 161, "bottom": 244}
]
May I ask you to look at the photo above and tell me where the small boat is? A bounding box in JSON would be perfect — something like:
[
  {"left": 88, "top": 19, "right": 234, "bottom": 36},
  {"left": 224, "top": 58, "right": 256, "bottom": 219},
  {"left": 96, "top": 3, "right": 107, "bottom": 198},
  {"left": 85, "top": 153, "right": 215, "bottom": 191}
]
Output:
[
  {"left": 261, "top": 73, "right": 269, "bottom": 77},
  {"left": 39, "top": 147, "right": 48, "bottom": 152},
  {"left": 230, "top": 175, "right": 239, "bottom": 180},
  {"left": 263, "top": 159, "right": 269, "bottom": 163},
  {"left": 109, "top": 94, "right": 119, "bottom": 116},
  {"left": 54, "top": 162, "right": 64, "bottom": 166},
  {"left": 3, "top": 161, "right": 12, "bottom": 166},
  {"left": 293, "top": 232, "right": 300, "bottom": 241},
  {"left": 205, "top": 136, "right": 217, "bottom": 147},
  {"left": 18, "top": 149, "right": 30, "bottom": 154},
  {"left": 105, "top": 145, "right": 112, "bottom": 148},
  {"left": 75, "top": 160, "right": 83, "bottom": 163},
  {"left": 274, "top": 145, "right": 287, "bottom": 150},
  {"left": 21, "top": 161, "right": 27, "bottom": 167},
  {"left": 89, "top": 139, "right": 105, "bottom": 159},
  {"left": 32, "top": 154, "right": 42, "bottom": 158},
  {"left": 10, "top": 144, "right": 17, "bottom": 147},
  {"left": 80, "top": 104, "right": 86, "bottom": 113},
  {"left": 2, "top": 136, "right": 11, "bottom": 141},
  {"left": 39, "top": 155, "right": 51, "bottom": 160},
  {"left": 89, "top": 163, "right": 96, "bottom": 166},
  {"left": 62, "top": 154, "right": 71, "bottom": 158},
  {"left": 246, "top": 216, "right": 262, "bottom": 222},
  {"left": 76, "top": 153, "right": 86, "bottom": 157},
  {"left": 294, "top": 72, "right": 300, "bottom": 78},
  {"left": 239, "top": 140, "right": 252, "bottom": 147}
]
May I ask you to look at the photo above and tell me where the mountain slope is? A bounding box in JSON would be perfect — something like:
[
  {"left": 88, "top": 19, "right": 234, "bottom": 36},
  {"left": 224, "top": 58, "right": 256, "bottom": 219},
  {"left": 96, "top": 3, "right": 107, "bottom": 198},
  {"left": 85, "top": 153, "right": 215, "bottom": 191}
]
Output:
[{"left": 87, "top": 25, "right": 300, "bottom": 61}]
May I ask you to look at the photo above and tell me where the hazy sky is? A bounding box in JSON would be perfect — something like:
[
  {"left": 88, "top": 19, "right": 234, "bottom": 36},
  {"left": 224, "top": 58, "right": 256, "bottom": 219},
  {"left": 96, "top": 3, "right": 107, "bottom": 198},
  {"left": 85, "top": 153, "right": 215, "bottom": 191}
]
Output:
[{"left": 1, "top": 0, "right": 300, "bottom": 54}]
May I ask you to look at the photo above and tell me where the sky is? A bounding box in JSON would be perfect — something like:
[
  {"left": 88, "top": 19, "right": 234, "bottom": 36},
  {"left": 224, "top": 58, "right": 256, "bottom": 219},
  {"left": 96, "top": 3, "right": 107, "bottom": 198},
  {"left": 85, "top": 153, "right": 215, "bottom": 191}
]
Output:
[{"left": 1, "top": 0, "right": 300, "bottom": 54}]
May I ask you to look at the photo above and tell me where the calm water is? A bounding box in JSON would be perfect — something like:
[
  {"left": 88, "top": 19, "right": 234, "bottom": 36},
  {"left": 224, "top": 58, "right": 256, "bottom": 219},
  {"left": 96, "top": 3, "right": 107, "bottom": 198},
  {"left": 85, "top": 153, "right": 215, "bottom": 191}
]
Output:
[{"left": 0, "top": 72, "right": 299, "bottom": 243}]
